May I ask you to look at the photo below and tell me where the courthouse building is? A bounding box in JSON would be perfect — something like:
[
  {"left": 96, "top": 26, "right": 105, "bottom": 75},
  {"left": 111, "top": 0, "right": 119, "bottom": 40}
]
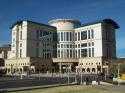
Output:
[{"left": 5, "top": 18, "right": 119, "bottom": 74}]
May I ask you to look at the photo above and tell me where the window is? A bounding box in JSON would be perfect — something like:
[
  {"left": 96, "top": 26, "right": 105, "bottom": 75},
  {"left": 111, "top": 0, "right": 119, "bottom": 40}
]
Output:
[
  {"left": 91, "top": 29, "right": 94, "bottom": 39},
  {"left": 89, "top": 48, "right": 91, "bottom": 57},
  {"left": 58, "top": 32, "right": 60, "bottom": 41},
  {"left": 78, "top": 49, "right": 80, "bottom": 58},
  {"left": 20, "top": 49, "right": 22, "bottom": 57},
  {"left": 67, "top": 50, "right": 69, "bottom": 58},
  {"left": 75, "top": 33, "right": 77, "bottom": 41},
  {"left": 81, "top": 31, "right": 87, "bottom": 40},
  {"left": 70, "top": 44, "right": 72, "bottom": 48},
  {"left": 20, "top": 31, "right": 22, "bottom": 40},
  {"left": 20, "top": 43, "right": 22, "bottom": 47},
  {"left": 70, "top": 50, "right": 72, "bottom": 58},
  {"left": 61, "top": 44, "right": 63, "bottom": 48},
  {"left": 81, "top": 49, "right": 87, "bottom": 57},
  {"left": 61, "top": 32, "right": 63, "bottom": 41},
  {"left": 66, "top": 32, "right": 69, "bottom": 41},
  {"left": 88, "top": 30, "right": 90, "bottom": 39},
  {"left": 92, "top": 48, "right": 94, "bottom": 57},
  {"left": 78, "top": 44, "right": 80, "bottom": 48},
  {"left": 64, "top": 32, "right": 66, "bottom": 41},
  {"left": 78, "top": 32, "right": 80, "bottom": 40},
  {"left": 70, "top": 32, "right": 72, "bottom": 41},
  {"left": 81, "top": 43, "right": 87, "bottom": 47},
  {"left": 92, "top": 68, "right": 95, "bottom": 72},
  {"left": 67, "top": 44, "right": 69, "bottom": 48},
  {"left": 92, "top": 42, "right": 94, "bottom": 46},
  {"left": 13, "top": 38, "right": 15, "bottom": 42},
  {"left": 87, "top": 68, "right": 90, "bottom": 72}
]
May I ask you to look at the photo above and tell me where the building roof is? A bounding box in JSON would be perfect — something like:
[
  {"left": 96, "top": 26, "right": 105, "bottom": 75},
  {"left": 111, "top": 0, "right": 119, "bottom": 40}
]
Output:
[
  {"left": 81, "top": 19, "right": 119, "bottom": 29},
  {"left": 48, "top": 19, "right": 81, "bottom": 25},
  {"left": 10, "top": 20, "right": 56, "bottom": 29}
]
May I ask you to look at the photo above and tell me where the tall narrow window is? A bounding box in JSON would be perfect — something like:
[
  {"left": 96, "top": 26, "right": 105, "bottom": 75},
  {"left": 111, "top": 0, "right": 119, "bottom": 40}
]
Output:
[
  {"left": 91, "top": 29, "right": 94, "bottom": 39},
  {"left": 20, "top": 49, "right": 22, "bottom": 57},
  {"left": 20, "top": 31, "right": 22, "bottom": 40},
  {"left": 58, "top": 32, "right": 60, "bottom": 41},
  {"left": 78, "top": 32, "right": 80, "bottom": 40},
  {"left": 70, "top": 49, "right": 72, "bottom": 58},
  {"left": 92, "top": 48, "right": 94, "bottom": 57},
  {"left": 78, "top": 49, "right": 80, "bottom": 58},
  {"left": 81, "top": 31, "right": 87, "bottom": 40},
  {"left": 61, "top": 32, "right": 63, "bottom": 41},
  {"left": 88, "top": 30, "right": 90, "bottom": 39},
  {"left": 81, "top": 49, "right": 87, "bottom": 57},
  {"left": 89, "top": 48, "right": 91, "bottom": 57},
  {"left": 64, "top": 32, "right": 66, "bottom": 41},
  {"left": 70, "top": 32, "right": 72, "bottom": 41},
  {"left": 58, "top": 50, "right": 60, "bottom": 58},
  {"left": 66, "top": 32, "right": 69, "bottom": 41},
  {"left": 75, "top": 33, "right": 77, "bottom": 41}
]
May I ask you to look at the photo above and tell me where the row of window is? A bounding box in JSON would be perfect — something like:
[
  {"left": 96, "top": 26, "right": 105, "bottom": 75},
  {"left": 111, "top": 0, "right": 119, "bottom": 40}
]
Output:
[
  {"left": 57, "top": 42, "right": 94, "bottom": 49},
  {"left": 58, "top": 32, "right": 73, "bottom": 41},
  {"left": 6, "top": 63, "right": 30, "bottom": 66},
  {"left": 75, "top": 29, "right": 94, "bottom": 41},
  {"left": 79, "top": 62, "right": 101, "bottom": 66},
  {"left": 57, "top": 29, "right": 94, "bottom": 42},
  {"left": 57, "top": 47, "right": 94, "bottom": 58}
]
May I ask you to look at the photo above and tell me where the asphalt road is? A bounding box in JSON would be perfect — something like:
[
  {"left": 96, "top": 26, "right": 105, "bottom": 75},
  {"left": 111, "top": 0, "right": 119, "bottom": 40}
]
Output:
[{"left": 0, "top": 76, "right": 75, "bottom": 89}]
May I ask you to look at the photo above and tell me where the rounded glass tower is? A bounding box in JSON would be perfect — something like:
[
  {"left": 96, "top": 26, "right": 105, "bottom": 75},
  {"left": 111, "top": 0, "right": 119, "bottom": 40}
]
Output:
[{"left": 49, "top": 19, "right": 81, "bottom": 59}]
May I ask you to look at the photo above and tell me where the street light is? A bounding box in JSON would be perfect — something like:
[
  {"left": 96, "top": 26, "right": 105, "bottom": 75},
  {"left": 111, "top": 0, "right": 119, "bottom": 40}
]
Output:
[
  {"left": 80, "top": 64, "right": 82, "bottom": 84},
  {"left": 117, "top": 63, "right": 120, "bottom": 86}
]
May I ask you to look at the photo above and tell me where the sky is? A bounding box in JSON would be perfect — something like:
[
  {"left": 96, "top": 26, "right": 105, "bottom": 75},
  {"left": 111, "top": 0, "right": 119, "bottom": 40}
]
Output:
[{"left": 0, "top": 0, "right": 124, "bottom": 57}]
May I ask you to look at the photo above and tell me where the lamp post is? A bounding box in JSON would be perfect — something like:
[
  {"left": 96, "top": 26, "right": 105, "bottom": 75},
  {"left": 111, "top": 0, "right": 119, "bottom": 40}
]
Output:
[
  {"left": 117, "top": 63, "right": 120, "bottom": 86},
  {"left": 80, "top": 64, "right": 82, "bottom": 84}
]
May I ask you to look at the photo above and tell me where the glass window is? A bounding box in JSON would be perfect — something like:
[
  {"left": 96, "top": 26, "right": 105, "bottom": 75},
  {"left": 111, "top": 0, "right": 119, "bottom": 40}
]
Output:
[
  {"left": 78, "top": 49, "right": 80, "bottom": 58},
  {"left": 70, "top": 32, "right": 72, "bottom": 41},
  {"left": 67, "top": 49, "right": 69, "bottom": 58},
  {"left": 67, "top": 44, "right": 69, "bottom": 48},
  {"left": 20, "top": 49, "right": 22, "bottom": 57},
  {"left": 78, "top": 32, "right": 80, "bottom": 40},
  {"left": 92, "top": 48, "right": 94, "bottom": 57},
  {"left": 92, "top": 42, "right": 94, "bottom": 46},
  {"left": 75, "top": 33, "right": 77, "bottom": 41},
  {"left": 20, "top": 43, "right": 22, "bottom": 47},
  {"left": 81, "top": 49, "right": 87, "bottom": 57},
  {"left": 58, "top": 50, "right": 60, "bottom": 58},
  {"left": 70, "top": 49, "right": 72, "bottom": 58},
  {"left": 88, "top": 42, "right": 91, "bottom": 46},
  {"left": 81, "top": 43, "right": 87, "bottom": 47},
  {"left": 81, "top": 31, "right": 87, "bottom": 40},
  {"left": 91, "top": 29, "right": 94, "bottom": 39},
  {"left": 20, "top": 31, "right": 22, "bottom": 40},
  {"left": 70, "top": 44, "right": 72, "bottom": 48},
  {"left": 61, "top": 44, "right": 63, "bottom": 48},
  {"left": 88, "top": 30, "right": 90, "bottom": 39},
  {"left": 66, "top": 32, "right": 69, "bottom": 41},
  {"left": 58, "top": 32, "right": 60, "bottom": 41},
  {"left": 61, "top": 32, "right": 63, "bottom": 41},
  {"left": 89, "top": 48, "right": 91, "bottom": 57},
  {"left": 78, "top": 44, "right": 80, "bottom": 48}
]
